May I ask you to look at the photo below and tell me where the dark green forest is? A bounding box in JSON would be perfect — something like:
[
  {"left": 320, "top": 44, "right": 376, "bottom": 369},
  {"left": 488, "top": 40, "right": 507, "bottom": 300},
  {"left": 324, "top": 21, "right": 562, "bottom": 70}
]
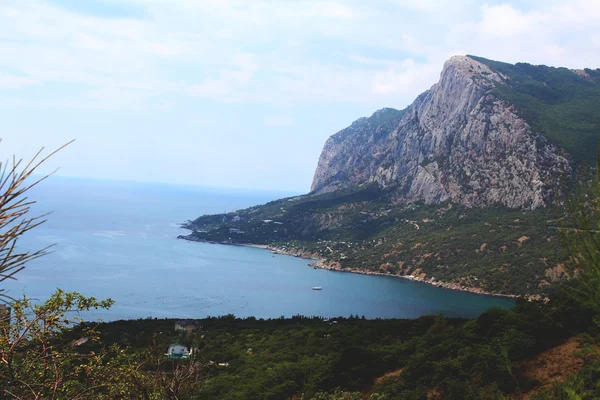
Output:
[{"left": 75, "top": 286, "right": 600, "bottom": 399}]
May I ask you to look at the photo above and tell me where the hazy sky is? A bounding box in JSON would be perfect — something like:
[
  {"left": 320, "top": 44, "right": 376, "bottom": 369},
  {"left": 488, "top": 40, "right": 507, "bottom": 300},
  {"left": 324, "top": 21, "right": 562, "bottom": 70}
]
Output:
[{"left": 1, "top": 0, "right": 600, "bottom": 191}]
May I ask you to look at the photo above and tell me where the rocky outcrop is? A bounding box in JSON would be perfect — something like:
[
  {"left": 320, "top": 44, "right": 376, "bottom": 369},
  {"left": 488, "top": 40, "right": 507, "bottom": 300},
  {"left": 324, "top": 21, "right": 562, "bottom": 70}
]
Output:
[
  {"left": 311, "top": 107, "right": 405, "bottom": 194},
  {"left": 311, "top": 55, "right": 571, "bottom": 209}
]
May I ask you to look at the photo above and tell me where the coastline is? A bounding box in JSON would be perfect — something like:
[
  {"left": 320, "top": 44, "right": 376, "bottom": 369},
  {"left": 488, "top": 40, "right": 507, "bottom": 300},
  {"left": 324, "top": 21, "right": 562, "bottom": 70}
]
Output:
[
  {"left": 177, "top": 234, "right": 523, "bottom": 300},
  {"left": 260, "top": 245, "right": 518, "bottom": 300}
]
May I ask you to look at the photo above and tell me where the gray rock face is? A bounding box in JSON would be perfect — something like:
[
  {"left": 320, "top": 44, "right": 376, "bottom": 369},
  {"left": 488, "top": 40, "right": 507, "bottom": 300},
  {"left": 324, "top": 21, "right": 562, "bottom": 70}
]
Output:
[
  {"left": 311, "top": 107, "right": 406, "bottom": 194},
  {"left": 311, "top": 56, "right": 570, "bottom": 209}
]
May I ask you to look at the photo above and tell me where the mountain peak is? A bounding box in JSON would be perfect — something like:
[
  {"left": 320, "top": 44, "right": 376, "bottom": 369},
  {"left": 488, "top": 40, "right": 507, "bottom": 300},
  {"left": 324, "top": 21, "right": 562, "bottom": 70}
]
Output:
[
  {"left": 441, "top": 55, "right": 503, "bottom": 84},
  {"left": 310, "top": 56, "right": 586, "bottom": 209}
]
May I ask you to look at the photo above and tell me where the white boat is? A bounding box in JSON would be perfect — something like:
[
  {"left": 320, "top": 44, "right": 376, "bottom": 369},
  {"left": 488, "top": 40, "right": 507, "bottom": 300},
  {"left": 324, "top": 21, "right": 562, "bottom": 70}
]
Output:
[{"left": 312, "top": 286, "right": 322, "bottom": 290}]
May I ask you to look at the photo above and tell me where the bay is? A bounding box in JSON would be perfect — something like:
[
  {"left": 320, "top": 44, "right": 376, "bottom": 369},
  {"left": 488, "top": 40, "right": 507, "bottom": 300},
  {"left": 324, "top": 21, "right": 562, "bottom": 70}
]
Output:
[{"left": 4, "top": 177, "right": 514, "bottom": 321}]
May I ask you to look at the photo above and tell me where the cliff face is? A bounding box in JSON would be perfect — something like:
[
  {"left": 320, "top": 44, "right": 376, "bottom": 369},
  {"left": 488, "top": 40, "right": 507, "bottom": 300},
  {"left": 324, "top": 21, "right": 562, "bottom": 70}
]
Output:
[
  {"left": 311, "top": 107, "right": 405, "bottom": 194},
  {"left": 311, "top": 56, "right": 571, "bottom": 209}
]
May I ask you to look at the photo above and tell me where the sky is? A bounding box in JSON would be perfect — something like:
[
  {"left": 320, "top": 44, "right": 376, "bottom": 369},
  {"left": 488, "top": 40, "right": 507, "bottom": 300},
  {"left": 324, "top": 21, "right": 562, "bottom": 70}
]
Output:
[{"left": 1, "top": 0, "right": 600, "bottom": 192}]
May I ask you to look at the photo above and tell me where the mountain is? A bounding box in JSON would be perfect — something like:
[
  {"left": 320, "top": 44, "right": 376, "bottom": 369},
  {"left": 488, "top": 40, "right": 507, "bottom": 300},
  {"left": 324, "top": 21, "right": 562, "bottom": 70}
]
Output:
[
  {"left": 182, "top": 55, "right": 600, "bottom": 296},
  {"left": 313, "top": 55, "right": 599, "bottom": 209}
]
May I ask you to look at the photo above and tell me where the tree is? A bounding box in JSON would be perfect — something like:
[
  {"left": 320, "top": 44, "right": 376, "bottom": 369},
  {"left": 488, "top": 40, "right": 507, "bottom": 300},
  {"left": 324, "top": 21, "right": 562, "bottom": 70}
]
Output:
[
  {"left": 0, "top": 142, "right": 205, "bottom": 398},
  {"left": 0, "top": 141, "right": 73, "bottom": 301},
  {"left": 0, "top": 289, "right": 206, "bottom": 399},
  {"left": 0, "top": 142, "right": 132, "bottom": 398},
  {"left": 0, "top": 289, "right": 125, "bottom": 399},
  {"left": 561, "top": 159, "right": 600, "bottom": 329}
]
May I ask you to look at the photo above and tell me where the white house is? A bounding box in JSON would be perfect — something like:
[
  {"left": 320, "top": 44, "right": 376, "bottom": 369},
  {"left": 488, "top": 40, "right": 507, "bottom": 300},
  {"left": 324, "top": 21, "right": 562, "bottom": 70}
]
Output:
[
  {"left": 166, "top": 344, "right": 191, "bottom": 359},
  {"left": 174, "top": 319, "right": 202, "bottom": 333}
]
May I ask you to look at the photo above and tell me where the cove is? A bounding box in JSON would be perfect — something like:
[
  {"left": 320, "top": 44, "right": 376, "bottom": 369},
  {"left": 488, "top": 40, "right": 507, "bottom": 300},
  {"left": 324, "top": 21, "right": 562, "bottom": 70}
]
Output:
[{"left": 4, "top": 177, "right": 514, "bottom": 321}]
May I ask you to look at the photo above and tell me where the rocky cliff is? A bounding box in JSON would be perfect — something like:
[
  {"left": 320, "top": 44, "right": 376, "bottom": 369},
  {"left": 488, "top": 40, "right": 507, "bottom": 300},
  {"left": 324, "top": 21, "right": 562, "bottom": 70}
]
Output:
[{"left": 311, "top": 55, "right": 572, "bottom": 209}]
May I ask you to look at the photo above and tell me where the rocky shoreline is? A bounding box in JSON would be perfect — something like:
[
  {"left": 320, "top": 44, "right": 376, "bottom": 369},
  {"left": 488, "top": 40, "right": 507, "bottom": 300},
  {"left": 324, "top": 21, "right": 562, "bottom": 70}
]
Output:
[
  {"left": 264, "top": 245, "right": 518, "bottom": 300},
  {"left": 177, "top": 234, "right": 524, "bottom": 300}
]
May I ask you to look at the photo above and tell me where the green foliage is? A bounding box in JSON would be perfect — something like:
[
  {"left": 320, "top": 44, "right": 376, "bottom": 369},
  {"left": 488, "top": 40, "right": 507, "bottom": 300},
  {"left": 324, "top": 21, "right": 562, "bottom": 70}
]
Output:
[
  {"left": 311, "top": 388, "right": 386, "bottom": 399},
  {"left": 530, "top": 360, "right": 600, "bottom": 400},
  {"left": 0, "top": 289, "right": 122, "bottom": 399},
  {"left": 1, "top": 290, "right": 205, "bottom": 399},
  {"left": 331, "top": 108, "right": 405, "bottom": 145},
  {"left": 88, "top": 291, "right": 599, "bottom": 400},
  {"left": 560, "top": 163, "right": 600, "bottom": 329}
]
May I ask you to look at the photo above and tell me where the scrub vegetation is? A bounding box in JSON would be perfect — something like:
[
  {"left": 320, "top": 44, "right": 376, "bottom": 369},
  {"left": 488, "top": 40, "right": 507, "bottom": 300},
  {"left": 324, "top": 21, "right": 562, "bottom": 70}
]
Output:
[{"left": 186, "top": 185, "right": 566, "bottom": 296}]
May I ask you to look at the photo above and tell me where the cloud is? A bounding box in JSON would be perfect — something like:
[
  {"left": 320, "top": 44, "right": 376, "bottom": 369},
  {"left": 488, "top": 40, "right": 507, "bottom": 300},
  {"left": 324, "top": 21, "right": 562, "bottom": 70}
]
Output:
[
  {"left": 264, "top": 116, "right": 295, "bottom": 127},
  {"left": 0, "top": 73, "right": 37, "bottom": 89},
  {"left": 479, "top": 4, "right": 538, "bottom": 38},
  {"left": 159, "top": 100, "right": 175, "bottom": 110},
  {"left": 4, "top": 0, "right": 600, "bottom": 191},
  {"left": 385, "top": 0, "right": 459, "bottom": 12},
  {"left": 2, "top": 0, "right": 600, "bottom": 110},
  {"left": 187, "top": 117, "right": 212, "bottom": 127},
  {"left": 371, "top": 59, "right": 438, "bottom": 96},
  {"left": 306, "top": 2, "right": 358, "bottom": 19},
  {"left": 545, "top": 45, "right": 565, "bottom": 57},
  {"left": 0, "top": 97, "right": 27, "bottom": 106},
  {"left": 443, "top": 1, "right": 600, "bottom": 69}
]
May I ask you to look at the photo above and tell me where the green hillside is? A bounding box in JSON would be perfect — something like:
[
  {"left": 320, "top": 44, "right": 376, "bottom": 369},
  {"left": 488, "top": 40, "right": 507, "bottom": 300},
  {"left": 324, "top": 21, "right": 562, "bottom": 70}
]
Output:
[{"left": 185, "top": 186, "right": 568, "bottom": 296}]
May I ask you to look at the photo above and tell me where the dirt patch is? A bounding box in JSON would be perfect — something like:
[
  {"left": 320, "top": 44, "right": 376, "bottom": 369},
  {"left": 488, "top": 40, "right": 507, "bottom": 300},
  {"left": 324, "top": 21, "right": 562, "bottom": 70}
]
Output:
[
  {"left": 374, "top": 368, "right": 404, "bottom": 385},
  {"left": 516, "top": 337, "right": 584, "bottom": 398}
]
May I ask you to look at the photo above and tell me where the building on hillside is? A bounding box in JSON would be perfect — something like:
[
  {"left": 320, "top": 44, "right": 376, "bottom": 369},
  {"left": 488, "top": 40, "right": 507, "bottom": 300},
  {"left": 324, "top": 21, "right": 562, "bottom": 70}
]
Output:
[
  {"left": 175, "top": 319, "right": 202, "bottom": 334},
  {"left": 229, "top": 228, "right": 245, "bottom": 234},
  {"left": 166, "top": 344, "right": 191, "bottom": 359}
]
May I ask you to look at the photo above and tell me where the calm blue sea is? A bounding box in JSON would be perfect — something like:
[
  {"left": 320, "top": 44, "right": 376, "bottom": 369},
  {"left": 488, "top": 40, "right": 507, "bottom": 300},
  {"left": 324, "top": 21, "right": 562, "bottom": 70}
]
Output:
[{"left": 4, "top": 177, "right": 514, "bottom": 321}]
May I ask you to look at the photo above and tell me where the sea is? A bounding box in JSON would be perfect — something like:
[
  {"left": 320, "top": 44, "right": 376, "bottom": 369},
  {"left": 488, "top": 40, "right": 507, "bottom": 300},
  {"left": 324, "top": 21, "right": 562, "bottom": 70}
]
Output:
[{"left": 4, "top": 177, "right": 514, "bottom": 321}]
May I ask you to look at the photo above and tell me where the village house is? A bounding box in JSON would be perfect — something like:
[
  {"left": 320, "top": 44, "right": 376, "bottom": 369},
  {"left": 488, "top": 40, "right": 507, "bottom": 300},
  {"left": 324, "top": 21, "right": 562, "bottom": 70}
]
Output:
[
  {"left": 175, "top": 319, "right": 202, "bottom": 334},
  {"left": 166, "top": 344, "right": 191, "bottom": 359}
]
